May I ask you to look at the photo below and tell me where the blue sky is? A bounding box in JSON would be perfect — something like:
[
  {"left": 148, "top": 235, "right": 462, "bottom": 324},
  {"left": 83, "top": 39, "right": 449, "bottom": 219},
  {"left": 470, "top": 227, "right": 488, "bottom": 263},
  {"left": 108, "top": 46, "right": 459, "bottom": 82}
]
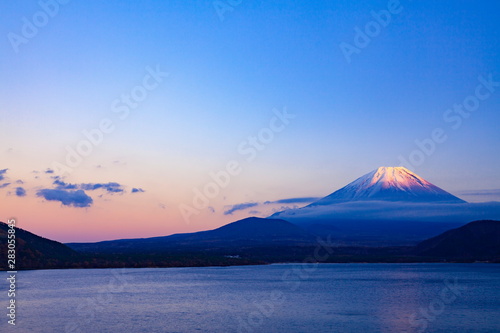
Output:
[{"left": 0, "top": 0, "right": 499, "bottom": 241}]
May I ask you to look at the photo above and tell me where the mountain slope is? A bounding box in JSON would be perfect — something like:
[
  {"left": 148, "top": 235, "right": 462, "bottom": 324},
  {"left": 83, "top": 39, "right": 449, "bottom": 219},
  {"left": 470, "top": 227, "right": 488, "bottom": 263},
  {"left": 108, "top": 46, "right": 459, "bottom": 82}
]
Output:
[
  {"left": 415, "top": 220, "right": 500, "bottom": 260},
  {"left": 269, "top": 167, "right": 500, "bottom": 245},
  {"left": 310, "top": 166, "right": 465, "bottom": 205},
  {"left": 0, "top": 221, "right": 81, "bottom": 270},
  {"left": 68, "top": 217, "right": 316, "bottom": 253}
]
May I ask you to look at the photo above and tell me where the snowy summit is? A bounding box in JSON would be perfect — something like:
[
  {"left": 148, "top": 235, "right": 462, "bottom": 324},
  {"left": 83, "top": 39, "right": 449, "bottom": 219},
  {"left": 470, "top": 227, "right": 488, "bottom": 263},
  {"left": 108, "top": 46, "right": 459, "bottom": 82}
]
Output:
[{"left": 309, "top": 166, "right": 466, "bottom": 205}]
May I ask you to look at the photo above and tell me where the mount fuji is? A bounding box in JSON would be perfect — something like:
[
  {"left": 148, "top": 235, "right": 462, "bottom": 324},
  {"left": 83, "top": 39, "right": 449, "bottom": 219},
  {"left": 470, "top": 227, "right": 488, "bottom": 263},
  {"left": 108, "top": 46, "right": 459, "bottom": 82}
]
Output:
[
  {"left": 309, "top": 166, "right": 466, "bottom": 205},
  {"left": 271, "top": 167, "right": 500, "bottom": 245}
]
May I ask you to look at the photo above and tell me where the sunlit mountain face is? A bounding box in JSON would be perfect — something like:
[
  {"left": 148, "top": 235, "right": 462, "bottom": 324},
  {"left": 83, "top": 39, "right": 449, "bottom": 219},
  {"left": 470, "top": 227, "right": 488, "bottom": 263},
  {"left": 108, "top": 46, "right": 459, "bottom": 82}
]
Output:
[
  {"left": 271, "top": 167, "right": 500, "bottom": 246},
  {"left": 309, "top": 166, "right": 466, "bottom": 205}
]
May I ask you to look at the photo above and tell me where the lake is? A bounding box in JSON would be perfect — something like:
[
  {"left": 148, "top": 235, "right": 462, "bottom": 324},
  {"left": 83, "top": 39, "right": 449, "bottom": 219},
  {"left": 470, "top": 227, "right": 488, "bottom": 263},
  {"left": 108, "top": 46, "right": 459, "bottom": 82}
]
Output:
[{"left": 2, "top": 263, "right": 499, "bottom": 332}]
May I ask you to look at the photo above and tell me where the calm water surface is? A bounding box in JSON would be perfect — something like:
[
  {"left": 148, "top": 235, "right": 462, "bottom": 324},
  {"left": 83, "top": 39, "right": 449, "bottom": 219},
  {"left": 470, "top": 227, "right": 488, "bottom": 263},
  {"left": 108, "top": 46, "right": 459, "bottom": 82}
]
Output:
[{"left": 1, "top": 263, "right": 499, "bottom": 333}]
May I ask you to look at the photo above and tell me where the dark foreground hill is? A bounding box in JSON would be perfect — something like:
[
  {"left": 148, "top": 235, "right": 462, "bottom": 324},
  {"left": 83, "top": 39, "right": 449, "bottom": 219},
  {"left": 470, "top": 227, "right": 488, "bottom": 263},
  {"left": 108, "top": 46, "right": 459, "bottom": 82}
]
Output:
[
  {"left": 0, "top": 220, "right": 265, "bottom": 270},
  {"left": 0, "top": 221, "right": 82, "bottom": 269},
  {"left": 415, "top": 220, "right": 500, "bottom": 261}
]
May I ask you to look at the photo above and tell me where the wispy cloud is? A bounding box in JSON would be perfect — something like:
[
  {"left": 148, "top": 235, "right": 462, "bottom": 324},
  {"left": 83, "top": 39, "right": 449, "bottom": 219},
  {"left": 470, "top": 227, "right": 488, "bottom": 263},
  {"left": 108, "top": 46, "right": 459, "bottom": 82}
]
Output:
[
  {"left": 36, "top": 189, "right": 93, "bottom": 208},
  {"left": 81, "top": 182, "right": 124, "bottom": 193},
  {"left": 0, "top": 169, "right": 8, "bottom": 181},
  {"left": 270, "top": 205, "right": 300, "bottom": 214},
  {"left": 15, "top": 187, "right": 26, "bottom": 197},
  {"left": 112, "top": 160, "right": 127, "bottom": 166},
  {"left": 53, "top": 179, "right": 78, "bottom": 189},
  {"left": 264, "top": 197, "right": 321, "bottom": 205},
  {"left": 7, "top": 171, "right": 145, "bottom": 208},
  {"left": 224, "top": 202, "right": 259, "bottom": 215},
  {"left": 458, "top": 189, "right": 500, "bottom": 197},
  {"left": 53, "top": 178, "right": 125, "bottom": 193},
  {"left": 223, "top": 197, "right": 319, "bottom": 216},
  {"left": 274, "top": 201, "right": 500, "bottom": 223}
]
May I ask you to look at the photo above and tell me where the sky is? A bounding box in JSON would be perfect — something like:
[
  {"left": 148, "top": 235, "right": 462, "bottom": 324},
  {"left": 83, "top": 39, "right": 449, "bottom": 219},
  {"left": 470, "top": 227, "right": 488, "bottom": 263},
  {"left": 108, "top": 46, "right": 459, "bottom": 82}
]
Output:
[{"left": 1, "top": 0, "right": 499, "bottom": 242}]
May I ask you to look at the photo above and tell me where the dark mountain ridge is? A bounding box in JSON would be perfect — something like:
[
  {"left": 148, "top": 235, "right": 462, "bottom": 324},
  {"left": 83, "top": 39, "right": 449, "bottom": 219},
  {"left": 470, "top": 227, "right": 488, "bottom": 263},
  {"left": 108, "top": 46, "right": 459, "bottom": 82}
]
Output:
[
  {"left": 0, "top": 221, "right": 81, "bottom": 269},
  {"left": 3, "top": 219, "right": 500, "bottom": 270},
  {"left": 68, "top": 217, "right": 317, "bottom": 254},
  {"left": 415, "top": 220, "right": 500, "bottom": 260}
]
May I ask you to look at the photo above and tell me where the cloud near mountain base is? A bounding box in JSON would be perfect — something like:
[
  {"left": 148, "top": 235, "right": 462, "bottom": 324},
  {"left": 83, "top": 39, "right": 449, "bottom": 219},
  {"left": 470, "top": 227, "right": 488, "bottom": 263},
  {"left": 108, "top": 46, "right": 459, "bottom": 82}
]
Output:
[{"left": 273, "top": 201, "right": 500, "bottom": 223}]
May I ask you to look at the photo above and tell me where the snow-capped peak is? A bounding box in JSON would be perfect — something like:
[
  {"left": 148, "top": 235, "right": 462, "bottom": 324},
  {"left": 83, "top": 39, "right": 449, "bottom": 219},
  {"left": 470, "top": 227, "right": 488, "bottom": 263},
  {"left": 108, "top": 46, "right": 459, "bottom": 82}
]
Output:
[
  {"left": 349, "top": 167, "right": 431, "bottom": 191},
  {"left": 309, "top": 166, "right": 466, "bottom": 205}
]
